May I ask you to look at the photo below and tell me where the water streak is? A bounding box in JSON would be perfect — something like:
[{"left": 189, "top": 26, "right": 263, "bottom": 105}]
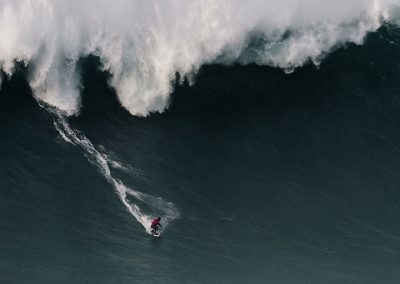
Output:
[{"left": 53, "top": 111, "right": 179, "bottom": 234}]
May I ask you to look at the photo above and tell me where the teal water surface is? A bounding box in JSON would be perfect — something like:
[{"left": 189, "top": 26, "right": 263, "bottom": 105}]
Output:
[{"left": 1, "top": 26, "right": 400, "bottom": 283}]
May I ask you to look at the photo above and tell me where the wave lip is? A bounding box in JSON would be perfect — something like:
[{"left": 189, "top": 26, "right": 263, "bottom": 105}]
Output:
[{"left": 0, "top": 0, "right": 399, "bottom": 116}]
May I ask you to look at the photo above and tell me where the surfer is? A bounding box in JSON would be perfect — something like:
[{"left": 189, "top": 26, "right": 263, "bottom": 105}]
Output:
[{"left": 151, "top": 217, "right": 162, "bottom": 235}]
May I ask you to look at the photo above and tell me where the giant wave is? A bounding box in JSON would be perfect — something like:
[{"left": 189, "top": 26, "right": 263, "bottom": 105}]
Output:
[{"left": 0, "top": 0, "right": 399, "bottom": 116}]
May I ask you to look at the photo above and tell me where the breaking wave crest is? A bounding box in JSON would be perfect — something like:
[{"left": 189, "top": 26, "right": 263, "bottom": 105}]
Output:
[{"left": 0, "top": 0, "right": 399, "bottom": 116}]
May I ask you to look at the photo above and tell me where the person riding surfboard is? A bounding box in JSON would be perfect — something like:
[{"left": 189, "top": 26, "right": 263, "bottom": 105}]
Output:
[{"left": 151, "top": 217, "right": 162, "bottom": 235}]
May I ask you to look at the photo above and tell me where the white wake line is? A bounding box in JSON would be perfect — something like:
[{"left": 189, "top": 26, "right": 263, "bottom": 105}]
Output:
[{"left": 53, "top": 112, "right": 179, "bottom": 234}]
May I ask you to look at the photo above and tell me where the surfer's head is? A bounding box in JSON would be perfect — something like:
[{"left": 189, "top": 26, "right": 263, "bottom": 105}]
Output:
[{"left": 157, "top": 217, "right": 161, "bottom": 221}]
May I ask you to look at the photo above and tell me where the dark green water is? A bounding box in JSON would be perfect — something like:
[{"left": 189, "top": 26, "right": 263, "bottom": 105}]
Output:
[{"left": 1, "top": 26, "right": 400, "bottom": 283}]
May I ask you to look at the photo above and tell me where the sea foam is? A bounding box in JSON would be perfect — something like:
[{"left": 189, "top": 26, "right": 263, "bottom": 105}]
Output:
[{"left": 0, "top": 0, "right": 399, "bottom": 116}]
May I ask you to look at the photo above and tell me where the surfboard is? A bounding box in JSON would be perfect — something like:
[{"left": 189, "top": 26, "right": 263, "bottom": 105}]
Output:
[{"left": 151, "top": 229, "right": 160, "bottom": 237}]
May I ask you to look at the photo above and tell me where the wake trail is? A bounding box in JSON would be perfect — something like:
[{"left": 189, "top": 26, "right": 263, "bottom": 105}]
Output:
[{"left": 52, "top": 111, "right": 179, "bottom": 234}]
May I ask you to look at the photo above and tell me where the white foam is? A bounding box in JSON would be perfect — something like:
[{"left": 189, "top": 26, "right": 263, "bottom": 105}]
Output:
[
  {"left": 53, "top": 111, "right": 179, "bottom": 233},
  {"left": 0, "top": 0, "right": 399, "bottom": 116}
]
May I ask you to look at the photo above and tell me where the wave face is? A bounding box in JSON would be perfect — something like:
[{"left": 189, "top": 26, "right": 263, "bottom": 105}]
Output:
[
  {"left": 1, "top": 18, "right": 400, "bottom": 283},
  {"left": 0, "top": 0, "right": 399, "bottom": 116}
]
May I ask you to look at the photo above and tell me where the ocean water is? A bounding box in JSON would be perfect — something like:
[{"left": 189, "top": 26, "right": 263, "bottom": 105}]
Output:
[{"left": 1, "top": 2, "right": 400, "bottom": 284}]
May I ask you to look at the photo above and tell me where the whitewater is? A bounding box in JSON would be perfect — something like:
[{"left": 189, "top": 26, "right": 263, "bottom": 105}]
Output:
[{"left": 0, "top": 0, "right": 399, "bottom": 116}]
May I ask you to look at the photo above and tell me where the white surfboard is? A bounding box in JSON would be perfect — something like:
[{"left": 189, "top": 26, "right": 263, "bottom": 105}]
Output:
[{"left": 151, "top": 229, "right": 160, "bottom": 237}]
